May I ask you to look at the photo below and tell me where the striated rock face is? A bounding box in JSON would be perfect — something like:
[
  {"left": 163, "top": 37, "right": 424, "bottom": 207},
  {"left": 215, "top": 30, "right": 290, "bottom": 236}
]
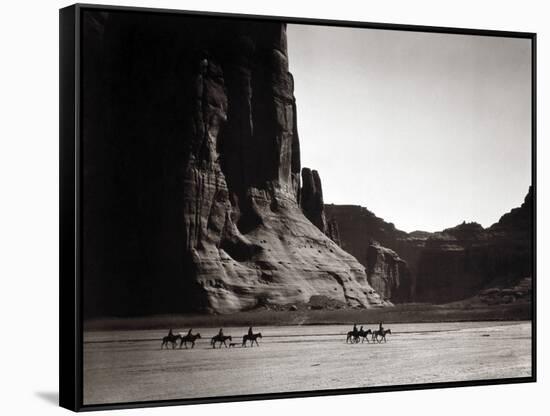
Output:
[
  {"left": 366, "top": 242, "right": 411, "bottom": 302},
  {"left": 325, "top": 187, "right": 533, "bottom": 304},
  {"left": 82, "top": 12, "right": 388, "bottom": 317}
]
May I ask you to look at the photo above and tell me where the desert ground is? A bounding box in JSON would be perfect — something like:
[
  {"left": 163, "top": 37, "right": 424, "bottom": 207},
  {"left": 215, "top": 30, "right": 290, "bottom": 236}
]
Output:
[{"left": 83, "top": 321, "right": 531, "bottom": 405}]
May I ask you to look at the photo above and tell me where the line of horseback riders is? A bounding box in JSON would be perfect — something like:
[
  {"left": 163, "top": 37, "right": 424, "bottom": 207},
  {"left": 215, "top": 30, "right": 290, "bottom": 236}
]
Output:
[
  {"left": 346, "top": 322, "right": 392, "bottom": 344},
  {"left": 161, "top": 327, "right": 262, "bottom": 350}
]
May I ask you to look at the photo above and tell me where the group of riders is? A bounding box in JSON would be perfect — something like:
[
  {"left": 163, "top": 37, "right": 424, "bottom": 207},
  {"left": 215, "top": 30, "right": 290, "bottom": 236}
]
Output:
[
  {"left": 347, "top": 322, "right": 392, "bottom": 344},
  {"left": 162, "top": 327, "right": 261, "bottom": 349},
  {"left": 162, "top": 323, "right": 391, "bottom": 350}
]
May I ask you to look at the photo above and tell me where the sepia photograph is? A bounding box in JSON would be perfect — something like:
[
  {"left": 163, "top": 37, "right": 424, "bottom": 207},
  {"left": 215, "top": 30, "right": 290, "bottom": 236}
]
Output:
[{"left": 63, "top": 4, "right": 534, "bottom": 409}]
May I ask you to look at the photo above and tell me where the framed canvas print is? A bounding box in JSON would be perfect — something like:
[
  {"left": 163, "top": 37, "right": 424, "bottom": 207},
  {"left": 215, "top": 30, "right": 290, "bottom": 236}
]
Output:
[{"left": 59, "top": 3, "right": 536, "bottom": 411}]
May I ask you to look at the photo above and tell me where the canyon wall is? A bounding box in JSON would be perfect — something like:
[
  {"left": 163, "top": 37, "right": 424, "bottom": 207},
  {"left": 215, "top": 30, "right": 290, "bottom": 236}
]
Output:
[
  {"left": 81, "top": 11, "right": 388, "bottom": 317},
  {"left": 324, "top": 204, "right": 415, "bottom": 301},
  {"left": 414, "top": 188, "right": 533, "bottom": 302},
  {"left": 326, "top": 187, "right": 533, "bottom": 304}
]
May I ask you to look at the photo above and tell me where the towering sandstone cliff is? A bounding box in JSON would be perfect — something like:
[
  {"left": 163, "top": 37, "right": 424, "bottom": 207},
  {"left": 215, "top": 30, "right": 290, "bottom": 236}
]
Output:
[{"left": 82, "top": 12, "right": 387, "bottom": 317}]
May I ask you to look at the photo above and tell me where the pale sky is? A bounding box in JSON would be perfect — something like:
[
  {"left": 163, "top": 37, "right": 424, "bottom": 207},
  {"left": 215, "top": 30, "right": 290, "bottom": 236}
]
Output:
[{"left": 287, "top": 24, "right": 532, "bottom": 233}]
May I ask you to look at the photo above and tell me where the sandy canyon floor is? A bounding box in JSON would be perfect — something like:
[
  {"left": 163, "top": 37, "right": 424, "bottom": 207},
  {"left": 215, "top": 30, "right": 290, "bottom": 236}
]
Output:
[{"left": 83, "top": 321, "right": 531, "bottom": 405}]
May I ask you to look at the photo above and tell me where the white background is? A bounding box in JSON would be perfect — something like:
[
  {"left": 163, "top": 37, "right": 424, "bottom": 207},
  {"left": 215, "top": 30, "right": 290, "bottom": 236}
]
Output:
[{"left": 0, "top": 0, "right": 547, "bottom": 414}]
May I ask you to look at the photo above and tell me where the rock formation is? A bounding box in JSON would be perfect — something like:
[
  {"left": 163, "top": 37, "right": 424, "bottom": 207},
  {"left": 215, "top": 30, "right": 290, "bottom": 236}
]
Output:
[
  {"left": 300, "top": 168, "right": 327, "bottom": 233},
  {"left": 326, "top": 217, "right": 342, "bottom": 246},
  {"left": 414, "top": 188, "right": 533, "bottom": 302},
  {"left": 324, "top": 204, "right": 409, "bottom": 257},
  {"left": 326, "top": 187, "right": 533, "bottom": 304},
  {"left": 325, "top": 204, "right": 415, "bottom": 302},
  {"left": 300, "top": 168, "right": 343, "bottom": 247},
  {"left": 81, "top": 11, "right": 388, "bottom": 317},
  {"left": 366, "top": 242, "right": 411, "bottom": 302}
]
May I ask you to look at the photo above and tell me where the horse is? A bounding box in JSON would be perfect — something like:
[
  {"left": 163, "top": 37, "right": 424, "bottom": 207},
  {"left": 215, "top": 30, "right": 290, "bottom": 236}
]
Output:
[
  {"left": 211, "top": 334, "right": 232, "bottom": 348},
  {"left": 346, "top": 330, "right": 359, "bottom": 343},
  {"left": 359, "top": 328, "right": 372, "bottom": 343},
  {"left": 347, "top": 326, "right": 368, "bottom": 344},
  {"left": 372, "top": 329, "right": 392, "bottom": 343},
  {"left": 242, "top": 332, "right": 262, "bottom": 347},
  {"left": 161, "top": 333, "right": 181, "bottom": 349},
  {"left": 179, "top": 332, "right": 201, "bottom": 349}
]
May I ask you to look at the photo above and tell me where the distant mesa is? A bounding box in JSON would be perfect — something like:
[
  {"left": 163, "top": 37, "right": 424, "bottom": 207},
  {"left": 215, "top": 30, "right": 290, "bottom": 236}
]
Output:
[{"left": 325, "top": 186, "right": 533, "bottom": 304}]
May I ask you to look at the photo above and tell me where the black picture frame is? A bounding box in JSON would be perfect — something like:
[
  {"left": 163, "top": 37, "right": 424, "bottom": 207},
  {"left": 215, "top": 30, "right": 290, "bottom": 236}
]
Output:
[{"left": 60, "top": 3, "right": 537, "bottom": 412}]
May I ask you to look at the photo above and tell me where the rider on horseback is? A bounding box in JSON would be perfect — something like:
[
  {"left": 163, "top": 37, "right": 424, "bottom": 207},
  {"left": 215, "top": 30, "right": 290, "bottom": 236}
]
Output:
[
  {"left": 379, "top": 322, "right": 384, "bottom": 333},
  {"left": 248, "top": 327, "right": 253, "bottom": 337},
  {"left": 218, "top": 328, "right": 224, "bottom": 337},
  {"left": 187, "top": 328, "right": 193, "bottom": 336}
]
